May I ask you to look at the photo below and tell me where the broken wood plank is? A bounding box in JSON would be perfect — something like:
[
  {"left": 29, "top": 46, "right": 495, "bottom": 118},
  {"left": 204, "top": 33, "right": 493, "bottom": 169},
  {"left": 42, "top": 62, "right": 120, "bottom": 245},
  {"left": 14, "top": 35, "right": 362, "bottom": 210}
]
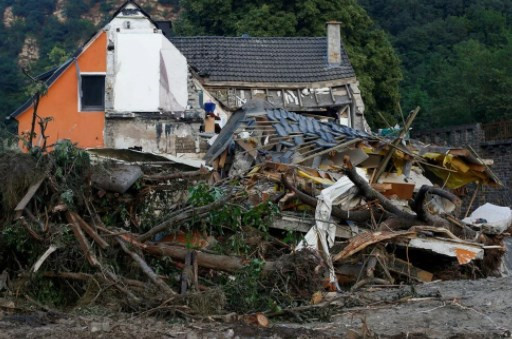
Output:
[
  {"left": 371, "top": 183, "right": 392, "bottom": 192},
  {"left": 235, "top": 140, "right": 258, "bottom": 159},
  {"left": 467, "top": 145, "right": 502, "bottom": 186},
  {"left": 387, "top": 255, "right": 433, "bottom": 282},
  {"left": 219, "top": 149, "right": 229, "bottom": 168},
  {"left": 14, "top": 177, "right": 45, "bottom": 214},
  {"left": 468, "top": 163, "right": 486, "bottom": 172},
  {"left": 31, "top": 245, "right": 58, "bottom": 273},
  {"left": 372, "top": 107, "right": 420, "bottom": 183},
  {"left": 294, "top": 138, "right": 361, "bottom": 164}
]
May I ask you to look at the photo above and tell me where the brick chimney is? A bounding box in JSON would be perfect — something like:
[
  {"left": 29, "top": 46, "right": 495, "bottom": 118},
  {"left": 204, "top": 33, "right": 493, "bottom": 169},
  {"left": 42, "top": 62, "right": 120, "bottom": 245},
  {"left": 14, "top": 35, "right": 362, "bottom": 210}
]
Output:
[{"left": 327, "top": 21, "right": 342, "bottom": 66}]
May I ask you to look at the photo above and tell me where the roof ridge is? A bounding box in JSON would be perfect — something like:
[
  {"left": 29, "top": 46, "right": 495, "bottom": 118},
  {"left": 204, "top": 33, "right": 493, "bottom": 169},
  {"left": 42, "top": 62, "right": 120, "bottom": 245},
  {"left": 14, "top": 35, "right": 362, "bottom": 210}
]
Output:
[{"left": 170, "top": 36, "right": 326, "bottom": 40}]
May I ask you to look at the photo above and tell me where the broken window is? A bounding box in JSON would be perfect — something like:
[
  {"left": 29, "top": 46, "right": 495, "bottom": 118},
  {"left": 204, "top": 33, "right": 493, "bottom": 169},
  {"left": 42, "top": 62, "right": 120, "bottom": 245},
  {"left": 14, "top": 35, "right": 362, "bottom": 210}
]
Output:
[{"left": 81, "top": 75, "right": 105, "bottom": 111}]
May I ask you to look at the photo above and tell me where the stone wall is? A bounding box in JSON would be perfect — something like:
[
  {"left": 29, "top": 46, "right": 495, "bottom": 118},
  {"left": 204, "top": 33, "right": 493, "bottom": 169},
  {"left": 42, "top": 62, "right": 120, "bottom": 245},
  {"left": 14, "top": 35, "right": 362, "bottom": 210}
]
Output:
[{"left": 413, "top": 123, "right": 512, "bottom": 212}]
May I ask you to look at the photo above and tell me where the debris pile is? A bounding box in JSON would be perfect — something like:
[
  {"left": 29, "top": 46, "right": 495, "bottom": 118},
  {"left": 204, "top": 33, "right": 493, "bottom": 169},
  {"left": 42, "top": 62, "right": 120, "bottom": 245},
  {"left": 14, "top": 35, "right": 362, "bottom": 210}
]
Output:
[{"left": 0, "top": 103, "right": 510, "bottom": 323}]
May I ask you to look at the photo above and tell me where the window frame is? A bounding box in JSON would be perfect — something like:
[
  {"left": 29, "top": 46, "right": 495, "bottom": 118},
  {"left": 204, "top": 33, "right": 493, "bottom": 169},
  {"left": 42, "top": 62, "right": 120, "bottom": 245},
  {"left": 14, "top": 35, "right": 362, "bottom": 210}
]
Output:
[{"left": 79, "top": 72, "right": 106, "bottom": 112}]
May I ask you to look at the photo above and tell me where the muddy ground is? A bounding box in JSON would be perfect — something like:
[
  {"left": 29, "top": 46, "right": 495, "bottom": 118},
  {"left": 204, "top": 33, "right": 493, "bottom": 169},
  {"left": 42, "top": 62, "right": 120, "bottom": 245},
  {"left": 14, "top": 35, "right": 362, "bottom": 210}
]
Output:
[{"left": 1, "top": 276, "right": 511, "bottom": 338}]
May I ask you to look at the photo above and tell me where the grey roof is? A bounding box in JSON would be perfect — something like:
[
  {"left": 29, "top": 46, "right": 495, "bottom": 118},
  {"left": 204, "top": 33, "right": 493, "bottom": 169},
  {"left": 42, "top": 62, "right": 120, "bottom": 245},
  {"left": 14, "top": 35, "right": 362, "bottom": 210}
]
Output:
[
  {"left": 170, "top": 37, "right": 355, "bottom": 83},
  {"left": 204, "top": 100, "right": 373, "bottom": 164}
]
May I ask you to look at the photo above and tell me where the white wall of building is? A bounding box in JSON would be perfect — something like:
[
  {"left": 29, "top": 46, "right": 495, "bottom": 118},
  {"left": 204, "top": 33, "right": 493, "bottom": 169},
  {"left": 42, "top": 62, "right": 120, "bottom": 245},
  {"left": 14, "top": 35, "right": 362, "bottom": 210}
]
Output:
[
  {"left": 106, "top": 3, "right": 188, "bottom": 113},
  {"left": 113, "top": 33, "right": 161, "bottom": 112},
  {"left": 160, "top": 37, "right": 188, "bottom": 111}
]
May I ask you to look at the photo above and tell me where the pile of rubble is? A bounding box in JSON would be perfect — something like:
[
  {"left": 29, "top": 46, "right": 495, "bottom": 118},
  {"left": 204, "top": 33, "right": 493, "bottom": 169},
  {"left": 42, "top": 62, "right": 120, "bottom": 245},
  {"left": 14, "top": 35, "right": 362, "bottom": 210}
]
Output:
[{"left": 0, "top": 102, "right": 510, "bottom": 323}]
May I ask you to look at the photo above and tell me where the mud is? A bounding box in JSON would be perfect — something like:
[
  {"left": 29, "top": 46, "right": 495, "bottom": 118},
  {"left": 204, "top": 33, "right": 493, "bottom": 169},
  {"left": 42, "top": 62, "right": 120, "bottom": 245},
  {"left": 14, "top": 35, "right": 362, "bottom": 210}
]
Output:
[{"left": 1, "top": 276, "right": 511, "bottom": 338}]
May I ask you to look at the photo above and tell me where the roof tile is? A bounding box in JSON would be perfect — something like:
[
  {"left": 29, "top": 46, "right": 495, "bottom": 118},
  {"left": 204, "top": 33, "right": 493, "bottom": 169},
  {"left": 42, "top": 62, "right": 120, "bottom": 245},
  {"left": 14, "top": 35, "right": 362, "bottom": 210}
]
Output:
[{"left": 170, "top": 37, "right": 355, "bottom": 83}]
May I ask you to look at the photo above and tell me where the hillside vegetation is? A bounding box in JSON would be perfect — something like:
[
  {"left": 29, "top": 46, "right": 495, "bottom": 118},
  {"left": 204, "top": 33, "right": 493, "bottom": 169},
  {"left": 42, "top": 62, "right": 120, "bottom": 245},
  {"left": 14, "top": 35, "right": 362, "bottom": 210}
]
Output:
[
  {"left": 360, "top": 0, "right": 512, "bottom": 129},
  {"left": 3, "top": 0, "right": 512, "bottom": 134}
]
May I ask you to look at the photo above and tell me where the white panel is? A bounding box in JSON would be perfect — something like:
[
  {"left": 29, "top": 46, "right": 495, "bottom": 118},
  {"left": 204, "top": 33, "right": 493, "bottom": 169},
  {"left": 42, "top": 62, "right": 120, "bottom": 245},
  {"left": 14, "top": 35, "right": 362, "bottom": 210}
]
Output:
[
  {"left": 160, "top": 36, "right": 188, "bottom": 111},
  {"left": 114, "top": 33, "right": 161, "bottom": 112}
]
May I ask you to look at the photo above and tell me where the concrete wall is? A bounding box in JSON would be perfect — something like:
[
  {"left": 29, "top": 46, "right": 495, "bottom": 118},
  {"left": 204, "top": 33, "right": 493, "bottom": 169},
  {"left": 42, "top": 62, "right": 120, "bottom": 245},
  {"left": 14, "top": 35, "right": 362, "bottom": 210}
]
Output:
[
  {"left": 414, "top": 123, "right": 512, "bottom": 211},
  {"left": 104, "top": 116, "right": 208, "bottom": 156}
]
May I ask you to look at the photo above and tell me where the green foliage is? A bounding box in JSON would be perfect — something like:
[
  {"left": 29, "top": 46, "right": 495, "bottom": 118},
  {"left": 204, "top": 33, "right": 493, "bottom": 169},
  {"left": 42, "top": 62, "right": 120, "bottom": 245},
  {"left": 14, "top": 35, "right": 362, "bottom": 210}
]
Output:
[
  {"left": 360, "top": 0, "right": 512, "bottom": 128},
  {"left": 48, "top": 45, "right": 70, "bottom": 65},
  {"left": 176, "top": 0, "right": 403, "bottom": 128},
  {"left": 50, "top": 140, "right": 91, "bottom": 209},
  {"left": 223, "top": 258, "right": 274, "bottom": 313},
  {"left": 186, "top": 183, "right": 280, "bottom": 254},
  {"left": 188, "top": 183, "right": 279, "bottom": 233},
  {"left": 2, "top": 221, "right": 44, "bottom": 258},
  {"left": 241, "top": 200, "right": 280, "bottom": 233},
  {"left": 188, "top": 182, "right": 223, "bottom": 207}
]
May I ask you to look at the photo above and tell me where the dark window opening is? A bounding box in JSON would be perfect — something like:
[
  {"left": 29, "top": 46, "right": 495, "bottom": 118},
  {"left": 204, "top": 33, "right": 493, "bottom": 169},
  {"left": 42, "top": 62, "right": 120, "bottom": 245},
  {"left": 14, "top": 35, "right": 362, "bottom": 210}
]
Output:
[{"left": 81, "top": 75, "right": 105, "bottom": 111}]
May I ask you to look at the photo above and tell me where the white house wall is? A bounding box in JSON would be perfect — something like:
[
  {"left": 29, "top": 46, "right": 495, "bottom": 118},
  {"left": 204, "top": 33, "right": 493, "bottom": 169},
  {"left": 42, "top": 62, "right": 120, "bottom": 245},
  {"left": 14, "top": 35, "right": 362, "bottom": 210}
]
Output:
[
  {"left": 113, "top": 33, "right": 161, "bottom": 112},
  {"left": 160, "top": 37, "right": 188, "bottom": 111},
  {"left": 106, "top": 3, "right": 189, "bottom": 114}
]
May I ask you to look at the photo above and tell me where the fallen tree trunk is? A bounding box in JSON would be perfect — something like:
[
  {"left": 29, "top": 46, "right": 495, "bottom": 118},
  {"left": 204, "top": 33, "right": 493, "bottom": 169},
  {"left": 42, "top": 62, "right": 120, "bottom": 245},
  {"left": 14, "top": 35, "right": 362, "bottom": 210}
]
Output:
[
  {"left": 145, "top": 244, "right": 276, "bottom": 273},
  {"left": 339, "top": 156, "right": 461, "bottom": 231},
  {"left": 282, "top": 174, "right": 374, "bottom": 223},
  {"left": 122, "top": 235, "right": 275, "bottom": 273},
  {"left": 341, "top": 157, "right": 417, "bottom": 222}
]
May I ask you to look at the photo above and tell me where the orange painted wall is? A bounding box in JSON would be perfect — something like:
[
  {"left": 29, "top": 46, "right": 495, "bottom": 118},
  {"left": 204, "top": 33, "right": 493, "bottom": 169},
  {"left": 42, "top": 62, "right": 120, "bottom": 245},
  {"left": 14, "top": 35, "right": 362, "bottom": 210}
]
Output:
[{"left": 16, "top": 31, "right": 107, "bottom": 149}]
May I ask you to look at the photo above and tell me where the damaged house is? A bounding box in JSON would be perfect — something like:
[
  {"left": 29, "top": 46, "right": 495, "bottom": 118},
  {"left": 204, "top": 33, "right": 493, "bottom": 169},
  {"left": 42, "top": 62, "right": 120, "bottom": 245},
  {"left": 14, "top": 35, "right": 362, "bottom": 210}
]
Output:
[{"left": 7, "top": 0, "right": 367, "bottom": 159}]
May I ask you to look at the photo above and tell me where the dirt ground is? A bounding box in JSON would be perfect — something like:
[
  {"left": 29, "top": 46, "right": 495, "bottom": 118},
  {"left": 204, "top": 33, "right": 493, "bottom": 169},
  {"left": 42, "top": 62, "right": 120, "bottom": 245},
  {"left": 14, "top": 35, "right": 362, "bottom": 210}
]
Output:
[{"left": 1, "top": 276, "right": 512, "bottom": 338}]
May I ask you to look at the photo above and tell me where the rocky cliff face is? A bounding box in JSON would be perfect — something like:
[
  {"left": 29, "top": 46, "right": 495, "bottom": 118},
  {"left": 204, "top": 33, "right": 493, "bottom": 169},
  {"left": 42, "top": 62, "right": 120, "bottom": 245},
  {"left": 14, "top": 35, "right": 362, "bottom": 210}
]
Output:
[{"left": 2, "top": 0, "right": 177, "bottom": 62}]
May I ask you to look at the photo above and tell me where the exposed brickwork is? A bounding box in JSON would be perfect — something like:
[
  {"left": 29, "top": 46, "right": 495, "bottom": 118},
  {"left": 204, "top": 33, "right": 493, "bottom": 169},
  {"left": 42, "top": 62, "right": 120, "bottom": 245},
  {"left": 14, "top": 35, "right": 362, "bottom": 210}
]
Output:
[{"left": 413, "top": 123, "right": 512, "bottom": 213}]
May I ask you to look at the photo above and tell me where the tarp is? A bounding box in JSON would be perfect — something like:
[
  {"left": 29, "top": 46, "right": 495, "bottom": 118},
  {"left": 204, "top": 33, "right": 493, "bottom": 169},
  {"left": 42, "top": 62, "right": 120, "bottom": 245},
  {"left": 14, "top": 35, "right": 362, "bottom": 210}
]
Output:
[
  {"left": 463, "top": 203, "right": 512, "bottom": 234},
  {"left": 297, "top": 167, "right": 368, "bottom": 285}
]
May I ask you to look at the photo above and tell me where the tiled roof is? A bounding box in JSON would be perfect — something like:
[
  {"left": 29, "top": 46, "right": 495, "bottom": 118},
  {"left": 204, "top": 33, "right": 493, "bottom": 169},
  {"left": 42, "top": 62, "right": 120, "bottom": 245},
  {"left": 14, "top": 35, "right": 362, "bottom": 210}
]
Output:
[
  {"left": 170, "top": 37, "right": 355, "bottom": 83},
  {"left": 204, "top": 100, "right": 372, "bottom": 164}
]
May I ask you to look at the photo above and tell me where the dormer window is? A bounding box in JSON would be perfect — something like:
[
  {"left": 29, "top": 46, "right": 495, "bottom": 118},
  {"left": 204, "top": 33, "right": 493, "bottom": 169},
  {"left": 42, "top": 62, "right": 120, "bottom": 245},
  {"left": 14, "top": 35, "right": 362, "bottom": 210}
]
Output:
[{"left": 81, "top": 74, "right": 105, "bottom": 111}]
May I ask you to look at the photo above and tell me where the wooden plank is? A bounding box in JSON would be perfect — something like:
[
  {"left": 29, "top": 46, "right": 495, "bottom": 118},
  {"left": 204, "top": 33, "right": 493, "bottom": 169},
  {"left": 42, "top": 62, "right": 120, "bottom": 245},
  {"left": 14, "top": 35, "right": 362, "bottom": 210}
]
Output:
[
  {"left": 14, "top": 177, "right": 45, "bottom": 213},
  {"left": 382, "top": 182, "right": 415, "bottom": 200},
  {"left": 468, "top": 163, "right": 486, "bottom": 172},
  {"left": 372, "top": 107, "right": 420, "bottom": 183},
  {"left": 294, "top": 138, "right": 361, "bottom": 164},
  {"left": 371, "top": 183, "right": 392, "bottom": 192},
  {"left": 467, "top": 145, "right": 502, "bottom": 186},
  {"left": 387, "top": 255, "right": 433, "bottom": 282},
  {"left": 218, "top": 149, "right": 228, "bottom": 168},
  {"left": 204, "top": 116, "right": 216, "bottom": 133},
  {"left": 235, "top": 140, "right": 258, "bottom": 159}
]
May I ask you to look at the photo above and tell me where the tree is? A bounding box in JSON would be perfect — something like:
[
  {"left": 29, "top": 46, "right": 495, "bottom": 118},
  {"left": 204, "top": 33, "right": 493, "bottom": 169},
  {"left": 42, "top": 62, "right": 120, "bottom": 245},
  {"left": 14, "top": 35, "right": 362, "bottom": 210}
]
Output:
[
  {"left": 360, "top": 0, "right": 512, "bottom": 129},
  {"left": 427, "top": 38, "right": 512, "bottom": 126}
]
